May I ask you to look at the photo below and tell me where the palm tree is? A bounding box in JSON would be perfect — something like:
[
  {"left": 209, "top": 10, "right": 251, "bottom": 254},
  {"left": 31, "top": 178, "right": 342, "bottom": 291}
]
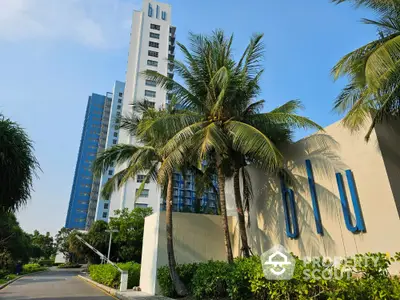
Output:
[
  {"left": 92, "top": 103, "right": 202, "bottom": 296},
  {"left": 332, "top": 0, "right": 400, "bottom": 140},
  {"left": 147, "top": 31, "right": 321, "bottom": 263},
  {"left": 0, "top": 114, "right": 40, "bottom": 213}
]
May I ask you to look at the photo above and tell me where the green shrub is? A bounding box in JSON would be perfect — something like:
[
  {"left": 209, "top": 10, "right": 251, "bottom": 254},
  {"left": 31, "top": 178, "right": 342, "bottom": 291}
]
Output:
[
  {"left": 191, "top": 260, "right": 231, "bottom": 299},
  {"left": 38, "top": 259, "right": 54, "bottom": 267},
  {"left": 118, "top": 262, "right": 141, "bottom": 288},
  {"left": 89, "top": 262, "right": 140, "bottom": 289},
  {"left": 227, "top": 256, "right": 261, "bottom": 300},
  {"left": 157, "top": 263, "right": 199, "bottom": 297},
  {"left": 57, "top": 263, "right": 81, "bottom": 269},
  {"left": 22, "top": 263, "right": 45, "bottom": 274},
  {"left": 156, "top": 252, "right": 400, "bottom": 300}
]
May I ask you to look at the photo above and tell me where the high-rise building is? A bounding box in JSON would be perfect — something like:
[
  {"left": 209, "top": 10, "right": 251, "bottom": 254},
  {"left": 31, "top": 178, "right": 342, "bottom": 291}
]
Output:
[
  {"left": 65, "top": 93, "right": 112, "bottom": 229},
  {"left": 107, "top": 0, "right": 218, "bottom": 217},
  {"left": 109, "top": 0, "right": 176, "bottom": 216},
  {"left": 91, "top": 81, "right": 126, "bottom": 226}
]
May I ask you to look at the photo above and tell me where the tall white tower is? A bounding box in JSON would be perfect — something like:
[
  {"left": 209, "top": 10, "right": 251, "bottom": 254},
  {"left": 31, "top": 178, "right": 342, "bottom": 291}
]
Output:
[{"left": 109, "top": 0, "right": 176, "bottom": 216}]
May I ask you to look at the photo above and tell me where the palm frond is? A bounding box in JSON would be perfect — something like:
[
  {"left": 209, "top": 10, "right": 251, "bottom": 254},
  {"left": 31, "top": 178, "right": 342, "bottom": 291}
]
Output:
[
  {"left": 92, "top": 144, "right": 139, "bottom": 176},
  {"left": 225, "top": 120, "right": 283, "bottom": 171}
]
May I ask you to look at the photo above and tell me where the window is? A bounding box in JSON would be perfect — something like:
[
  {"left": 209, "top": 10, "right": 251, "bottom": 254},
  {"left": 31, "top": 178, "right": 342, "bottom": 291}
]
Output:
[
  {"left": 108, "top": 170, "right": 113, "bottom": 176},
  {"left": 147, "top": 60, "right": 158, "bottom": 67},
  {"left": 113, "top": 139, "right": 117, "bottom": 144},
  {"left": 102, "top": 212, "right": 108, "bottom": 218},
  {"left": 118, "top": 98, "right": 122, "bottom": 103},
  {"left": 113, "top": 132, "right": 118, "bottom": 138},
  {"left": 79, "top": 192, "right": 89, "bottom": 196},
  {"left": 150, "top": 23, "right": 160, "bottom": 30},
  {"left": 137, "top": 175, "right": 150, "bottom": 183},
  {"left": 119, "top": 92, "right": 123, "bottom": 97},
  {"left": 104, "top": 203, "right": 109, "bottom": 209},
  {"left": 145, "top": 101, "right": 155, "bottom": 108},
  {"left": 148, "top": 50, "right": 158, "bottom": 57},
  {"left": 78, "top": 201, "right": 88, "bottom": 205},
  {"left": 150, "top": 32, "right": 160, "bottom": 39},
  {"left": 149, "top": 41, "right": 159, "bottom": 48},
  {"left": 145, "top": 79, "right": 157, "bottom": 87},
  {"left": 145, "top": 90, "right": 156, "bottom": 98},
  {"left": 136, "top": 203, "right": 148, "bottom": 209},
  {"left": 117, "top": 105, "right": 121, "bottom": 110},
  {"left": 116, "top": 112, "right": 121, "bottom": 117},
  {"left": 136, "top": 189, "right": 149, "bottom": 198}
]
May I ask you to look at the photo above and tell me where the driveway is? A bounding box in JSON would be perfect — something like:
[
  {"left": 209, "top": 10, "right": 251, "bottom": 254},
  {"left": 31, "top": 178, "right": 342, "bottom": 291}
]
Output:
[{"left": 0, "top": 268, "right": 115, "bottom": 300}]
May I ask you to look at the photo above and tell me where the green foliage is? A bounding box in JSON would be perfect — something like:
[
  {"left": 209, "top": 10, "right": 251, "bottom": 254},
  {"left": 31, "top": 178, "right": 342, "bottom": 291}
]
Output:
[
  {"left": 157, "top": 252, "right": 400, "bottom": 300},
  {"left": 89, "top": 262, "right": 140, "bottom": 289},
  {"left": 37, "top": 259, "right": 54, "bottom": 267},
  {"left": 22, "top": 263, "right": 45, "bottom": 274},
  {"left": 29, "top": 230, "right": 55, "bottom": 259},
  {"left": 0, "top": 212, "right": 31, "bottom": 267},
  {"left": 0, "top": 114, "right": 40, "bottom": 213},
  {"left": 331, "top": 0, "right": 400, "bottom": 140},
  {"left": 57, "top": 263, "right": 81, "bottom": 269},
  {"left": 191, "top": 261, "right": 232, "bottom": 299},
  {"left": 109, "top": 207, "right": 153, "bottom": 263},
  {"left": 158, "top": 263, "right": 199, "bottom": 297}
]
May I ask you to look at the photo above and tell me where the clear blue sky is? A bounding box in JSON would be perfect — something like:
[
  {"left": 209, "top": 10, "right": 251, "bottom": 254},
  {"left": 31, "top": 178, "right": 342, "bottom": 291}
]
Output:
[{"left": 0, "top": 0, "right": 375, "bottom": 236}]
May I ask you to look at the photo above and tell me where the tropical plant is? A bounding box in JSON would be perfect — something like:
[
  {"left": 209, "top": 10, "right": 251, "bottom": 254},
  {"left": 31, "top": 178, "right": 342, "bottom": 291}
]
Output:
[
  {"left": 146, "top": 31, "right": 321, "bottom": 263},
  {"left": 0, "top": 114, "right": 40, "bottom": 212},
  {"left": 332, "top": 0, "right": 400, "bottom": 140},
  {"left": 92, "top": 103, "right": 197, "bottom": 296}
]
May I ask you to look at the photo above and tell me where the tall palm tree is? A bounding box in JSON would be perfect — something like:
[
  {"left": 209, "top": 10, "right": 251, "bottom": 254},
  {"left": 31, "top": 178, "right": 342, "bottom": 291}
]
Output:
[
  {"left": 0, "top": 114, "right": 40, "bottom": 213},
  {"left": 332, "top": 0, "right": 400, "bottom": 140},
  {"left": 93, "top": 103, "right": 202, "bottom": 296},
  {"left": 147, "top": 31, "right": 321, "bottom": 263}
]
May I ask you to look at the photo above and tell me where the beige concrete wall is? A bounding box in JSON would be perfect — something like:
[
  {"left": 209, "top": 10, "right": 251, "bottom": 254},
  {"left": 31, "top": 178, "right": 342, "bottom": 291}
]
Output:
[
  {"left": 227, "top": 120, "right": 400, "bottom": 264},
  {"left": 141, "top": 212, "right": 231, "bottom": 294}
]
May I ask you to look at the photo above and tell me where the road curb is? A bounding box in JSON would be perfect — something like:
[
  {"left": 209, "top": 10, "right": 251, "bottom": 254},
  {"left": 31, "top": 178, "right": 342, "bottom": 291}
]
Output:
[
  {"left": 0, "top": 270, "right": 48, "bottom": 290},
  {"left": 78, "top": 275, "right": 119, "bottom": 298},
  {"left": 77, "top": 275, "right": 173, "bottom": 300}
]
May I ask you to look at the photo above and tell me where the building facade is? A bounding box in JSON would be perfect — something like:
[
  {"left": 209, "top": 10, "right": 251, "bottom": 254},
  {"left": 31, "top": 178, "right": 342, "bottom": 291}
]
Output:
[
  {"left": 65, "top": 93, "right": 112, "bottom": 229},
  {"left": 140, "top": 119, "right": 400, "bottom": 295},
  {"left": 92, "top": 81, "right": 126, "bottom": 225},
  {"left": 109, "top": 0, "right": 176, "bottom": 216}
]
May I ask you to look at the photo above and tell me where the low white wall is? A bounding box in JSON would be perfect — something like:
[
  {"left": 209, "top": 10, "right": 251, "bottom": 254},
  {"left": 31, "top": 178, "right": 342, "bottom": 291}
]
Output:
[{"left": 140, "top": 212, "right": 230, "bottom": 294}]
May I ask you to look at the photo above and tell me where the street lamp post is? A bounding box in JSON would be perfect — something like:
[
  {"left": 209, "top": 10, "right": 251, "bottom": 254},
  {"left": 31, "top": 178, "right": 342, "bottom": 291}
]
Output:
[{"left": 105, "top": 229, "right": 119, "bottom": 262}]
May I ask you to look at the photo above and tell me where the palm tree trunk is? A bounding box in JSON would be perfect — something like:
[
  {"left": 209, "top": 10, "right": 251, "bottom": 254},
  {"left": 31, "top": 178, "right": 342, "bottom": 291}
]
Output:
[
  {"left": 166, "top": 171, "right": 188, "bottom": 296},
  {"left": 216, "top": 160, "right": 234, "bottom": 264},
  {"left": 233, "top": 168, "right": 251, "bottom": 258}
]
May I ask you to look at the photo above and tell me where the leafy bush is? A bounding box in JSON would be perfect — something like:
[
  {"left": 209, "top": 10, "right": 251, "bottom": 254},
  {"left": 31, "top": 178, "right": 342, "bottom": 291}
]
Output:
[
  {"left": 38, "top": 259, "right": 54, "bottom": 267},
  {"left": 22, "top": 263, "right": 46, "bottom": 274},
  {"left": 191, "top": 261, "right": 232, "bottom": 299},
  {"left": 89, "top": 262, "right": 140, "bottom": 289},
  {"left": 158, "top": 263, "right": 199, "bottom": 297},
  {"left": 157, "top": 252, "right": 400, "bottom": 299},
  {"left": 57, "top": 263, "right": 81, "bottom": 269}
]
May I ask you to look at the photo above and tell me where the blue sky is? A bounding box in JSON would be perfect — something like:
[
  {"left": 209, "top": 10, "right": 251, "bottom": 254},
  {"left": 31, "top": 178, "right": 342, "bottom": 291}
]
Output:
[{"left": 0, "top": 0, "right": 375, "bottom": 235}]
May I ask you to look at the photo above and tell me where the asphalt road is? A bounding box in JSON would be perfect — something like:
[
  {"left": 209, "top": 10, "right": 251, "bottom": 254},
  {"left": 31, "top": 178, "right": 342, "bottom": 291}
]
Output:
[{"left": 0, "top": 268, "right": 115, "bottom": 300}]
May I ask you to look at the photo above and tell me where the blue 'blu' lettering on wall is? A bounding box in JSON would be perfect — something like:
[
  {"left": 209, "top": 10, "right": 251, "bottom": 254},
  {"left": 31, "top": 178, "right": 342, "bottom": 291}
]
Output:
[
  {"left": 336, "top": 170, "right": 365, "bottom": 233},
  {"left": 280, "top": 178, "right": 299, "bottom": 239},
  {"left": 148, "top": 3, "right": 153, "bottom": 17},
  {"left": 156, "top": 5, "right": 160, "bottom": 19},
  {"left": 305, "top": 160, "right": 324, "bottom": 235}
]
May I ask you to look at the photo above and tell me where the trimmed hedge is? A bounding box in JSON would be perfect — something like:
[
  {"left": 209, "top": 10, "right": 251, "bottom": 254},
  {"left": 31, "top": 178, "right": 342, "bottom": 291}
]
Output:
[
  {"left": 57, "top": 263, "right": 82, "bottom": 269},
  {"left": 22, "top": 263, "right": 46, "bottom": 274},
  {"left": 89, "top": 262, "right": 140, "bottom": 289},
  {"left": 157, "top": 253, "right": 400, "bottom": 299},
  {"left": 38, "top": 259, "right": 54, "bottom": 267}
]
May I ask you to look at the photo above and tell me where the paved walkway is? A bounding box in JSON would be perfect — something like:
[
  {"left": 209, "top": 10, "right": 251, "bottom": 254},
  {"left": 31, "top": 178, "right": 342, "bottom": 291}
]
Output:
[{"left": 0, "top": 268, "right": 115, "bottom": 300}]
